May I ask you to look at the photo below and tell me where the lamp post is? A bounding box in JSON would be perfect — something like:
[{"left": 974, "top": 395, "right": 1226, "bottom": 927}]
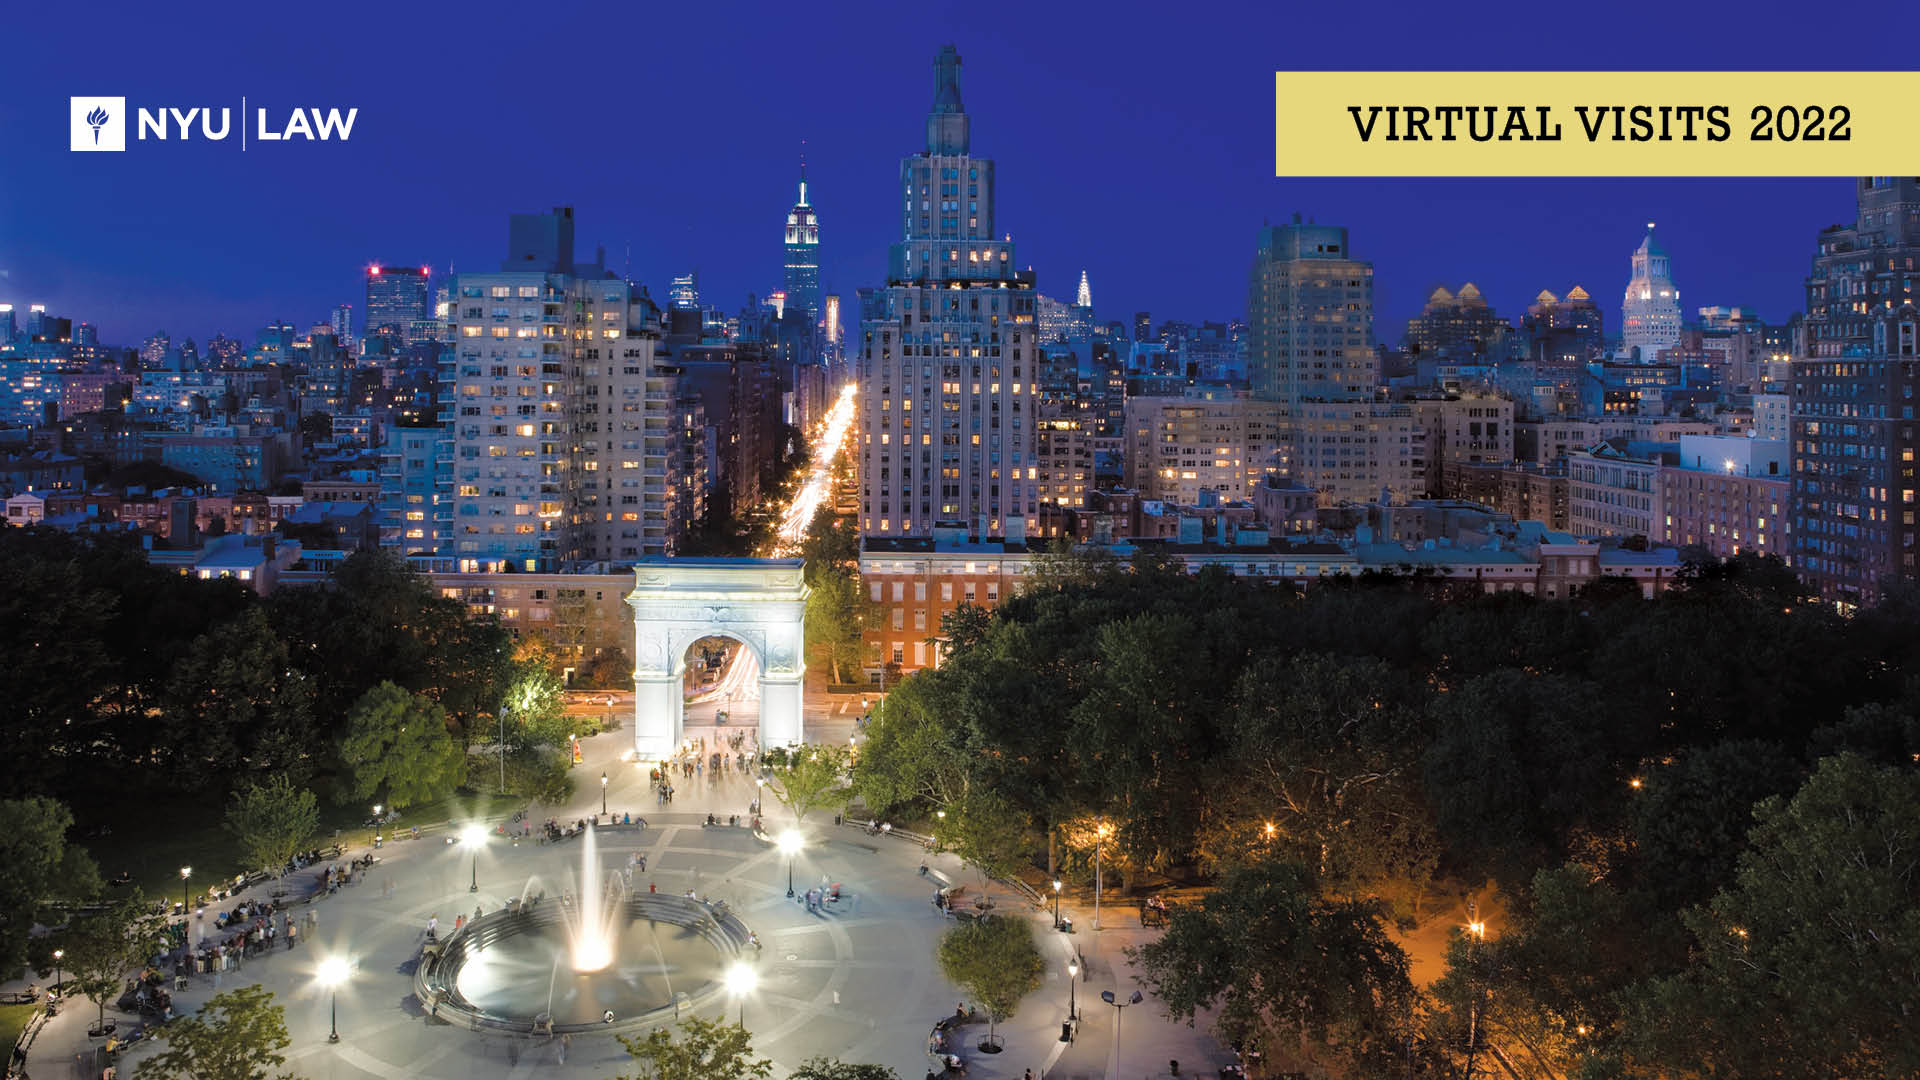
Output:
[
  {"left": 725, "top": 962, "right": 756, "bottom": 1027},
  {"left": 777, "top": 829, "right": 802, "bottom": 898},
  {"left": 1052, "top": 879, "right": 1063, "bottom": 930},
  {"left": 1067, "top": 959, "right": 1079, "bottom": 1021},
  {"left": 180, "top": 866, "right": 191, "bottom": 914},
  {"left": 317, "top": 956, "right": 350, "bottom": 1043},
  {"left": 1101, "top": 989, "right": 1143, "bottom": 1063},
  {"left": 494, "top": 712, "right": 506, "bottom": 793},
  {"left": 51, "top": 949, "right": 63, "bottom": 996},
  {"left": 1093, "top": 823, "right": 1111, "bottom": 930},
  {"left": 600, "top": 771, "right": 609, "bottom": 818},
  {"left": 1465, "top": 902, "right": 1487, "bottom": 1078},
  {"left": 462, "top": 825, "right": 486, "bottom": 893}
]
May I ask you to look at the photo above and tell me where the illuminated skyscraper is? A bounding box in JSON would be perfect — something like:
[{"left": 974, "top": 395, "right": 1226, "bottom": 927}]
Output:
[
  {"left": 858, "top": 45, "right": 1037, "bottom": 540},
  {"left": 1621, "top": 223, "right": 1682, "bottom": 359},
  {"left": 364, "top": 265, "right": 431, "bottom": 341},
  {"left": 783, "top": 162, "right": 822, "bottom": 322},
  {"left": 1076, "top": 270, "right": 1092, "bottom": 309}
]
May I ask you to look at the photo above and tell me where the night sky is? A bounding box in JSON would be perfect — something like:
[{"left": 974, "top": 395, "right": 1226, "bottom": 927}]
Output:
[{"left": 0, "top": 1, "right": 1885, "bottom": 348}]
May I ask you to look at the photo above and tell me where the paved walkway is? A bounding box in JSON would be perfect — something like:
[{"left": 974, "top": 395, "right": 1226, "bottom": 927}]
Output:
[{"left": 11, "top": 731, "right": 1234, "bottom": 1079}]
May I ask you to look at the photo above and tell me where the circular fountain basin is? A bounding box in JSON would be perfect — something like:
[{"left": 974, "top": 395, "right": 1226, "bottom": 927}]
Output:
[{"left": 416, "top": 895, "right": 751, "bottom": 1037}]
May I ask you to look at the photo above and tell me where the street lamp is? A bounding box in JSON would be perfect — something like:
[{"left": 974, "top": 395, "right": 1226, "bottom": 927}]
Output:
[
  {"left": 317, "top": 955, "right": 351, "bottom": 1043},
  {"left": 1067, "top": 959, "right": 1079, "bottom": 1021},
  {"left": 180, "top": 866, "right": 191, "bottom": 914},
  {"left": 1051, "top": 880, "right": 1063, "bottom": 930},
  {"left": 724, "top": 961, "right": 757, "bottom": 1026},
  {"left": 600, "top": 771, "right": 609, "bottom": 818},
  {"left": 462, "top": 825, "right": 486, "bottom": 893},
  {"left": 777, "top": 829, "right": 803, "bottom": 898},
  {"left": 51, "top": 949, "right": 63, "bottom": 996},
  {"left": 1100, "top": 989, "right": 1143, "bottom": 1062},
  {"left": 1092, "top": 822, "right": 1113, "bottom": 930}
]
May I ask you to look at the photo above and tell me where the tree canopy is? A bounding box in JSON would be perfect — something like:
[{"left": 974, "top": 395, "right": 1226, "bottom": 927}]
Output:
[{"left": 139, "top": 984, "right": 295, "bottom": 1080}]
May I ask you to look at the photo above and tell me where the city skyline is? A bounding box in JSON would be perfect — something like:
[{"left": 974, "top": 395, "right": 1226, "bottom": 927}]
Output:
[{"left": 0, "top": 3, "right": 1876, "bottom": 347}]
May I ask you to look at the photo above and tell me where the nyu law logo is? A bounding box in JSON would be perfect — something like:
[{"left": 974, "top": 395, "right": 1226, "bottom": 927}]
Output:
[
  {"left": 70, "top": 96, "right": 126, "bottom": 151},
  {"left": 68, "top": 96, "right": 357, "bottom": 151}
]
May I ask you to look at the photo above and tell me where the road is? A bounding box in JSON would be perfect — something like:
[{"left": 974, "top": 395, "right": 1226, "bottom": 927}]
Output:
[{"left": 772, "top": 382, "right": 857, "bottom": 556}]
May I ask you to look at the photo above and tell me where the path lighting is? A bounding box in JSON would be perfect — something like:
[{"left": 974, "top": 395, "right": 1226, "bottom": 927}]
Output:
[
  {"left": 601, "top": 771, "right": 609, "bottom": 817},
  {"left": 777, "top": 829, "right": 803, "bottom": 898},
  {"left": 317, "top": 955, "right": 352, "bottom": 1043},
  {"left": 1051, "top": 879, "right": 1063, "bottom": 929},
  {"left": 51, "top": 949, "right": 63, "bottom": 993},
  {"left": 1101, "top": 989, "right": 1143, "bottom": 1062},
  {"left": 462, "top": 825, "right": 487, "bottom": 893},
  {"left": 1067, "top": 959, "right": 1079, "bottom": 1020},
  {"left": 725, "top": 961, "right": 757, "bottom": 1026},
  {"left": 180, "top": 866, "right": 191, "bottom": 913}
]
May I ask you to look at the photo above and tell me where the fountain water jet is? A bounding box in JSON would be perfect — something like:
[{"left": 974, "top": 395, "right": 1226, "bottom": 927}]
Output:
[{"left": 570, "top": 823, "right": 618, "bottom": 972}]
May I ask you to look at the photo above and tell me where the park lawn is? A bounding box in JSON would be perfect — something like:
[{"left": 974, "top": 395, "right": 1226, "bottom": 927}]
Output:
[
  {"left": 0, "top": 1002, "right": 37, "bottom": 1057},
  {"left": 79, "top": 789, "right": 527, "bottom": 904}
]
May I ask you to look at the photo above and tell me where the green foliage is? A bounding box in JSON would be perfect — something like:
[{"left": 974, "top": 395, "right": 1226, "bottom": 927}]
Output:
[
  {"left": 802, "top": 505, "right": 868, "bottom": 684},
  {"left": 1616, "top": 754, "right": 1920, "bottom": 1079},
  {"left": 138, "top": 984, "right": 294, "bottom": 1080},
  {"left": 1133, "top": 861, "right": 1415, "bottom": 1069},
  {"left": 577, "top": 645, "right": 633, "bottom": 690},
  {"left": 466, "top": 745, "right": 576, "bottom": 805},
  {"left": 336, "top": 681, "right": 464, "bottom": 809},
  {"left": 787, "top": 1061, "right": 899, "bottom": 1080},
  {"left": 616, "top": 1015, "right": 773, "bottom": 1080},
  {"left": 849, "top": 673, "right": 970, "bottom": 816},
  {"left": 60, "top": 891, "right": 172, "bottom": 1028},
  {"left": 0, "top": 797, "right": 100, "bottom": 973},
  {"left": 934, "top": 914, "right": 1044, "bottom": 1041},
  {"left": 501, "top": 660, "right": 572, "bottom": 748},
  {"left": 163, "top": 607, "right": 316, "bottom": 788},
  {"left": 223, "top": 775, "right": 319, "bottom": 875},
  {"left": 934, "top": 789, "right": 1030, "bottom": 905},
  {"left": 764, "top": 743, "right": 852, "bottom": 824}
]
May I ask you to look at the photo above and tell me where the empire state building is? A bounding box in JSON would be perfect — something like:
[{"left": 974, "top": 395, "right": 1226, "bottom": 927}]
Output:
[
  {"left": 783, "top": 163, "right": 821, "bottom": 321},
  {"left": 858, "top": 45, "right": 1038, "bottom": 541}
]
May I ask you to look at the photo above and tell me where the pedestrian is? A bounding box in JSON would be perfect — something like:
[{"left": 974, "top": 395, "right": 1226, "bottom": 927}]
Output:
[
  {"left": 648, "top": 882, "right": 656, "bottom": 894},
  {"left": 559, "top": 1034, "right": 570, "bottom": 1064},
  {"left": 285, "top": 921, "right": 296, "bottom": 950},
  {"left": 427, "top": 914, "right": 439, "bottom": 940},
  {"left": 474, "top": 904, "right": 483, "bottom": 922}
]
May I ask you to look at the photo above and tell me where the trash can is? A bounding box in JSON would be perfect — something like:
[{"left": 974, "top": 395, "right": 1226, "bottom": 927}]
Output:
[
  {"left": 1060, "top": 1021, "right": 1073, "bottom": 1043},
  {"left": 1058, "top": 916, "right": 1073, "bottom": 933}
]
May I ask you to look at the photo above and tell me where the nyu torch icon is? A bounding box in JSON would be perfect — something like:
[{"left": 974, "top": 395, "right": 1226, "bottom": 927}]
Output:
[{"left": 70, "top": 96, "right": 126, "bottom": 151}]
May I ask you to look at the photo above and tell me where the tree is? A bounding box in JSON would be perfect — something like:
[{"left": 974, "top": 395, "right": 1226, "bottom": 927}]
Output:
[
  {"left": 61, "top": 891, "right": 171, "bottom": 1030},
  {"left": 787, "top": 1061, "right": 898, "bottom": 1080},
  {"left": 500, "top": 659, "right": 572, "bottom": 749},
  {"left": 850, "top": 673, "right": 971, "bottom": 816},
  {"left": 0, "top": 797, "right": 100, "bottom": 973},
  {"left": 223, "top": 774, "right": 319, "bottom": 875},
  {"left": 804, "top": 566, "right": 868, "bottom": 685},
  {"left": 335, "top": 681, "right": 464, "bottom": 809},
  {"left": 616, "top": 1016, "right": 773, "bottom": 1080},
  {"left": 160, "top": 607, "right": 317, "bottom": 788},
  {"left": 765, "top": 743, "right": 852, "bottom": 825},
  {"left": 935, "top": 789, "right": 1030, "bottom": 907},
  {"left": 139, "top": 984, "right": 295, "bottom": 1080},
  {"left": 1132, "top": 861, "right": 1415, "bottom": 1071},
  {"left": 1208, "top": 652, "right": 1437, "bottom": 907},
  {"left": 1616, "top": 754, "right": 1920, "bottom": 1079},
  {"left": 935, "top": 914, "right": 1044, "bottom": 1047}
]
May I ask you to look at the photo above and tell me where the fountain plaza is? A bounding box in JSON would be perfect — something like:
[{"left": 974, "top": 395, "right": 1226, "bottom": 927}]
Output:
[{"left": 25, "top": 733, "right": 1238, "bottom": 1079}]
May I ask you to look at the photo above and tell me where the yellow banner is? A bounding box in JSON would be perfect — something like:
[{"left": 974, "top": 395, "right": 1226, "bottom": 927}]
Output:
[{"left": 1273, "top": 71, "right": 1920, "bottom": 176}]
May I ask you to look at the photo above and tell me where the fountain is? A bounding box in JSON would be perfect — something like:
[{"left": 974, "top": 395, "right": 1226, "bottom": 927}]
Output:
[{"left": 415, "top": 823, "right": 753, "bottom": 1037}]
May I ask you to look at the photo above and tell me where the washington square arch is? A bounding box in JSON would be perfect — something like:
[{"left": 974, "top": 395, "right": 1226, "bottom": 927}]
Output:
[{"left": 626, "top": 557, "right": 809, "bottom": 761}]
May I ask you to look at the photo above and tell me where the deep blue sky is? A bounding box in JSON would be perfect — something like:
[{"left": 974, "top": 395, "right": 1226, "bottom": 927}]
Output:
[{"left": 0, "top": 1, "right": 1882, "bottom": 348}]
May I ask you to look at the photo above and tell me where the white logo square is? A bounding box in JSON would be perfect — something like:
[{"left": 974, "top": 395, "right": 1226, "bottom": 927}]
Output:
[{"left": 71, "top": 96, "right": 126, "bottom": 152}]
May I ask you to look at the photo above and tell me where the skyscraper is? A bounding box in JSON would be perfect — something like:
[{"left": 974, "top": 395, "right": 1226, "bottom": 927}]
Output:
[
  {"left": 331, "top": 303, "right": 354, "bottom": 348},
  {"left": 1076, "top": 270, "right": 1092, "bottom": 309},
  {"left": 1247, "top": 218, "right": 1424, "bottom": 504},
  {"left": 364, "top": 265, "right": 431, "bottom": 341},
  {"left": 784, "top": 163, "right": 822, "bottom": 322},
  {"left": 858, "top": 45, "right": 1037, "bottom": 541},
  {"left": 1621, "top": 223, "right": 1682, "bottom": 359},
  {"left": 1789, "top": 177, "right": 1920, "bottom": 607}
]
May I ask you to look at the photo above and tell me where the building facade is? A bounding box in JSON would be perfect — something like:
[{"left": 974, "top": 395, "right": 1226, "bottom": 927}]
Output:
[
  {"left": 1621, "top": 224, "right": 1683, "bottom": 359},
  {"left": 858, "top": 46, "right": 1039, "bottom": 541}
]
